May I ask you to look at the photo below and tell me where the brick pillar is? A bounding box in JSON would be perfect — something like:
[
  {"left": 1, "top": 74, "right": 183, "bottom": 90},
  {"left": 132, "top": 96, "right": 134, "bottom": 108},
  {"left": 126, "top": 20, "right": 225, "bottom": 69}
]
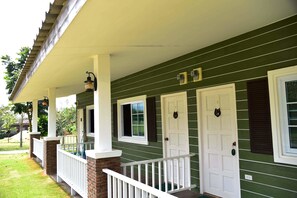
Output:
[
  {"left": 43, "top": 138, "right": 60, "bottom": 175},
  {"left": 29, "top": 132, "right": 41, "bottom": 158},
  {"left": 86, "top": 150, "right": 122, "bottom": 198}
]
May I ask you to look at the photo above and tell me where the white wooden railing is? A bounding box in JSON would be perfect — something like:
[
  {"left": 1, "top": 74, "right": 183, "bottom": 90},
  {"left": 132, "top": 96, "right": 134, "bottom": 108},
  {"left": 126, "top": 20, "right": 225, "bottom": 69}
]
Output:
[
  {"left": 121, "top": 153, "right": 195, "bottom": 194},
  {"left": 60, "top": 135, "right": 77, "bottom": 145},
  {"left": 60, "top": 142, "right": 94, "bottom": 158},
  {"left": 57, "top": 145, "right": 88, "bottom": 198},
  {"left": 33, "top": 138, "right": 44, "bottom": 167},
  {"left": 103, "top": 168, "right": 177, "bottom": 198}
]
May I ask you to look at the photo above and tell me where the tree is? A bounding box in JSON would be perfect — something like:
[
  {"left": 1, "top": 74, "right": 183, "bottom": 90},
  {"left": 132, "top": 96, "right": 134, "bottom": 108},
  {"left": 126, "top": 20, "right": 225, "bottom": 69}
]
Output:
[
  {"left": 1, "top": 47, "right": 49, "bottom": 144},
  {"left": 56, "top": 106, "right": 76, "bottom": 136},
  {"left": 0, "top": 105, "right": 17, "bottom": 141}
]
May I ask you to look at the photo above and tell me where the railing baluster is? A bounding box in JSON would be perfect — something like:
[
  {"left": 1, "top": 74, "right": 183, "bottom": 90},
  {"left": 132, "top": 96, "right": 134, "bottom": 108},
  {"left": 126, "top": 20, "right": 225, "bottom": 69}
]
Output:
[
  {"left": 123, "top": 181, "right": 127, "bottom": 198},
  {"left": 152, "top": 162, "right": 155, "bottom": 188},
  {"left": 158, "top": 161, "right": 161, "bottom": 191},
  {"left": 182, "top": 157, "right": 185, "bottom": 187},
  {"left": 118, "top": 177, "right": 122, "bottom": 198},
  {"left": 131, "top": 165, "right": 134, "bottom": 180},
  {"left": 138, "top": 164, "right": 141, "bottom": 182},
  {"left": 164, "top": 160, "right": 168, "bottom": 192},
  {"left": 113, "top": 177, "right": 117, "bottom": 198},
  {"left": 170, "top": 159, "right": 174, "bottom": 191},
  {"left": 176, "top": 158, "right": 180, "bottom": 190},
  {"left": 123, "top": 166, "right": 127, "bottom": 176},
  {"left": 145, "top": 163, "right": 148, "bottom": 185}
]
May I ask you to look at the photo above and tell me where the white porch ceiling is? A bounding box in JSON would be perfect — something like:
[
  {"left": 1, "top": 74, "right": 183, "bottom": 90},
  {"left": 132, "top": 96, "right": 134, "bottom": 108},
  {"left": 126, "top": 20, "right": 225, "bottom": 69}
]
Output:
[{"left": 13, "top": 0, "right": 297, "bottom": 102}]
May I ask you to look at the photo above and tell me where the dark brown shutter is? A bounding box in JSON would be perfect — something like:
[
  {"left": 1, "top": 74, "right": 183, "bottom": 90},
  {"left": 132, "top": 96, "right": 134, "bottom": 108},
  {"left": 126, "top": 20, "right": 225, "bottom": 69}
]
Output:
[
  {"left": 123, "top": 104, "right": 132, "bottom": 136},
  {"left": 247, "top": 78, "right": 273, "bottom": 154},
  {"left": 83, "top": 108, "right": 86, "bottom": 134},
  {"left": 112, "top": 104, "right": 118, "bottom": 138},
  {"left": 147, "top": 97, "right": 157, "bottom": 142}
]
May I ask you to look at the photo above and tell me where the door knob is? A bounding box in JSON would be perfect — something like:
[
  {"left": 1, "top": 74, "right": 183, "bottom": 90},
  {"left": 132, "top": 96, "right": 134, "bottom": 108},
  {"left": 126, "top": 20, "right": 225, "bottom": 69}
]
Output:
[{"left": 164, "top": 137, "right": 169, "bottom": 141}]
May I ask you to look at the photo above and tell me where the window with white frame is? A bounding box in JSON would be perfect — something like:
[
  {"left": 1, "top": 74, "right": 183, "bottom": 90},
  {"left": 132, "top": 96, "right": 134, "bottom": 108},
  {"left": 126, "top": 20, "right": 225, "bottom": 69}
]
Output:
[
  {"left": 117, "top": 95, "right": 148, "bottom": 145},
  {"left": 268, "top": 65, "right": 297, "bottom": 165},
  {"left": 86, "top": 105, "right": 94, "bottom": 136}
]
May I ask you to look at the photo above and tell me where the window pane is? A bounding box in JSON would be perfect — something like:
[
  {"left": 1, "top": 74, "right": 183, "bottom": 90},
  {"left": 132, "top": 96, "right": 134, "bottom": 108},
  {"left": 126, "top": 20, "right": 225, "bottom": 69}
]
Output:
[
  {"left": 138, "top": 103, "right": 144, "bottom": 113},
  {"left": 286, "top": 80, "right": 297, "bottom": 103},
  {"left": 289, "top": 127, "right": 297, "bottom": 149},
  {"left": 139, "top": 114, "right": 144, "bottom": 124},
  {"left": 288, "top": 104, "right": 297, "bottom": 125},
  {"left": 139, "top": 126, "right": 144, "bottom": 136},
  {"left": 133, "top": 126, "right": 138, "bottom": 136},
  {"left": 132, "top": 104, "right": 138, "bottom": 114},
  {"left": 132, "top": 115, "right": 138, "bottom": 124}
]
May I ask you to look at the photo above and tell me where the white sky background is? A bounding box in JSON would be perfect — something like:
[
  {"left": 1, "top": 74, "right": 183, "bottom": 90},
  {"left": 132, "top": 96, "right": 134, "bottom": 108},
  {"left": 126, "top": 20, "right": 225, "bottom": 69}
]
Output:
[{"left": 0, "top": 0, "right": 75, "bottom": 107}]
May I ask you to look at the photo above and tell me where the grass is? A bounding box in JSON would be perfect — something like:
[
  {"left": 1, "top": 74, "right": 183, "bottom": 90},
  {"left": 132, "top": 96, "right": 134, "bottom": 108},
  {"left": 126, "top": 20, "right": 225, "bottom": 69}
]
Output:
[
  {"left": 0, "top": 138, "right": 29, "bottom": 151},
  {"left": 0, "top": 154, "right": 70, "bottom": 198}
]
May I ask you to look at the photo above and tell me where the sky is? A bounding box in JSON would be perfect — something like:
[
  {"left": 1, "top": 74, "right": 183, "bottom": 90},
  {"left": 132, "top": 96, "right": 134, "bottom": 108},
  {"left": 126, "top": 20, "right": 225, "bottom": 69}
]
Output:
[{"left": 0, "top": 0, "right": 75, "bottom": 107}]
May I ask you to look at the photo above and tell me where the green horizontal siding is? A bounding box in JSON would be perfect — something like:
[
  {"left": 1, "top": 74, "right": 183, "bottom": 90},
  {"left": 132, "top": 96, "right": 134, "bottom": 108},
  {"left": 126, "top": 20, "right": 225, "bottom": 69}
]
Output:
[{"left": 79, "top": 15, "right": 297, "bottom": 197}]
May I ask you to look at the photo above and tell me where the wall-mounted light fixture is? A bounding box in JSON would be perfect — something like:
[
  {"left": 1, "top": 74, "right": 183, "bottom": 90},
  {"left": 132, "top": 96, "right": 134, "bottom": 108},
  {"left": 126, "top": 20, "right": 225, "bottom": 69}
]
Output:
[
  {"left": 84, "top": 71, "right": 97, "bottom": 92},
  {"left": 42, "top": 96, "right": 49, "bottom": 107},
  {"left": 191, "top": 67, "right": 202, "bottom": 82},
  {"left": 177, "top": 72, "right": 188, "bottom": 85}
]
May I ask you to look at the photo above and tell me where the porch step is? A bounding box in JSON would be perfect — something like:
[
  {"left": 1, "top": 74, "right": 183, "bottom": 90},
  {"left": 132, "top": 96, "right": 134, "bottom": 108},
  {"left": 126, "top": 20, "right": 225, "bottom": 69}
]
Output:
[
  {"left": 173, "top": 190, "right": 217, "bottom": 198},
  {"left": 172, "top": 190, "right": 200, "bottom": 198}
]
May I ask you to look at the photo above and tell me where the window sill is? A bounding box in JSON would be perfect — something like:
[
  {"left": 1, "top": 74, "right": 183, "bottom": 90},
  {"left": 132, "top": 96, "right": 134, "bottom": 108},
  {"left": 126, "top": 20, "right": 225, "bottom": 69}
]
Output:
[
  {"left": 87, "top": 133, "right": 94, "bottom": 137},
  {"left": 118, "top": 136, "right": 148, "bottom": 145}
]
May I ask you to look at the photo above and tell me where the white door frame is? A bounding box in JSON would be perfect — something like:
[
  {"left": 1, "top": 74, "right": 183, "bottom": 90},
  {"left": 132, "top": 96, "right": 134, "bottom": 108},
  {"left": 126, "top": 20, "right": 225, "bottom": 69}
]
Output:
[
  {"left": 196, "top": 84, "right": 241, "bottom": 197},
  {"left": 161, "top": 91, "right": 190, "bottom": 158}
]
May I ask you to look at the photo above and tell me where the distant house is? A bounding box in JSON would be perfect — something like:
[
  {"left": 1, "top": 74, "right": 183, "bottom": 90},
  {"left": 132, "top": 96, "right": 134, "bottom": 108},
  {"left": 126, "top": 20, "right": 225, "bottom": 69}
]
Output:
[{"left": 9, "top": 0, "right": 297, "bottom": 197}]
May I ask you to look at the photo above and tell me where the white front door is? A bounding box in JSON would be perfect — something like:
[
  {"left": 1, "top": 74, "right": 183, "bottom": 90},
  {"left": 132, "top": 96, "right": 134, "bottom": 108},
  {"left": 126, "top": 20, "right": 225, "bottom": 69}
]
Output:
[
  {"left": 197, "top": 84, "right": 240, "bottom": 198},
  {"left": 161, "top": 92, "right": 190, "bottom": 186}
]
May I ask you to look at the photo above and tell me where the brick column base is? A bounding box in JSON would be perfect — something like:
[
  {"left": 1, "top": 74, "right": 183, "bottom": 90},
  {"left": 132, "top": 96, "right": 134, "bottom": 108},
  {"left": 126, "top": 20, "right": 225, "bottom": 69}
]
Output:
[
  {"left": 29, "top": 132, "right": 41, "bottom": 158},
  {"left": 44, "top": 138, "right": 60, "bottom": 175},
  {"left": 87, "top": 150, "right": 122, "bottom": 198}
]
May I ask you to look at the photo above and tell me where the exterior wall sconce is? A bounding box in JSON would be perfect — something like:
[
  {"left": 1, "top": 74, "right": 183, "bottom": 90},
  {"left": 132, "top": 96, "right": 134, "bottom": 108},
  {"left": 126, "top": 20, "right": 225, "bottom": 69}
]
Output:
[
  {"left": 191, "top": 67, "right": 202, "bottom": 82},
  {"left": 85, "top": 71, "right": 97, "bottom": 92},
  {"left": 42, "top": 96, "right": 49, "bottom": 107},
  {"left": 177, "top": 72, "right": 188, "bottom": 85}
]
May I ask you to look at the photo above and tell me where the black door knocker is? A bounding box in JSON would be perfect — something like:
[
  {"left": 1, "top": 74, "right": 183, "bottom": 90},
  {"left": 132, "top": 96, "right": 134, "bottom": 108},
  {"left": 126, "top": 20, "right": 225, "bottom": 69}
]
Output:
[
  {"left": 173, "top": 111, "right": 178, "bottom": 119},
  {"left": 214, "top": 108, "right": 221, "bottom": 117}
]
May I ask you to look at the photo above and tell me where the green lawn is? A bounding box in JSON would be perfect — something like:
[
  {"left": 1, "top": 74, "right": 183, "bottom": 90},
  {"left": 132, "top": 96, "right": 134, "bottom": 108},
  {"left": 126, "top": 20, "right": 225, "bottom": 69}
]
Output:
[
  {"left": 0, "top": 138, "right": 29, "bottom": 151},
  {"left": 0, "top": 154, "right": 70, "bottom": 198}
]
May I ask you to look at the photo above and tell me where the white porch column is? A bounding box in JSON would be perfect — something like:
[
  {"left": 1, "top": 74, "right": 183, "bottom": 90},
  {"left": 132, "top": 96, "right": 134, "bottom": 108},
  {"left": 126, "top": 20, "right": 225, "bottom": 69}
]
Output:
[
  {"left": 32, "top": 99, "right": 38, "bottom": 132},
  {"left": 48, "top": 87, "right": 57, "bottom": 138},
  {"left": 93, "top": 54, "right": 112, "bottom": 152}
]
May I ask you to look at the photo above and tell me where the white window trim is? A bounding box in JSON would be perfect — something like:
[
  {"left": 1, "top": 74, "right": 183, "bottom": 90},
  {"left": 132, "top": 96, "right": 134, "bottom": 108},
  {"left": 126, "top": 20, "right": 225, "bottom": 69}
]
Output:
[
  {"left": 86, "top": 105, "right": 94, "bottom": 137},
  {"left": 117, "top": 95, "right": 148, "bottom": 145},
  {"left": 268, "top": 65, "right": 297, "bottom": 165}
]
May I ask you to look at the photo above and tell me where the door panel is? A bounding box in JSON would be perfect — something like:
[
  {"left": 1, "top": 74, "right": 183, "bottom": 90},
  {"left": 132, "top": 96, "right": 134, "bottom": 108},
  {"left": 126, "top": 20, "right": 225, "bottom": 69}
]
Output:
[{"left": 198, "top": 85, "right": 240, "bottom": 198}]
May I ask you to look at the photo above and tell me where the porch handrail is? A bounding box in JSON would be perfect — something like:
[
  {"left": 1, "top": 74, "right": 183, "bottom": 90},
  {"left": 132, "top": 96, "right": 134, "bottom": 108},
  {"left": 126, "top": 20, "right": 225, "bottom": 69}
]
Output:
[
  {"left": 121, "top": 153, "right": 196, "bottom": 194},
  {"left": 103, "top": 168, "right": 177, "bottom": 198},
  {"left": 57, "top": 144, "right": 88, "bottom": 198},
  {"left": 60, "top": 135, "right": 77, "bottom": 145},
  {"left": 33, "top": 138, "right": 44, "bottom": 167},
  {"left": 60, "top": 142, "right": 94, "bottom": 158}
]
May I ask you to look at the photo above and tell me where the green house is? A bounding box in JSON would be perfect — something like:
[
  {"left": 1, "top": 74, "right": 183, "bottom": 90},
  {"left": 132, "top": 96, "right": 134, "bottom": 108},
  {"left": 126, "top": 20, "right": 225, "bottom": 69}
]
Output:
[{"left": 10, "top": 0, "right": 297, "bottom": 197}]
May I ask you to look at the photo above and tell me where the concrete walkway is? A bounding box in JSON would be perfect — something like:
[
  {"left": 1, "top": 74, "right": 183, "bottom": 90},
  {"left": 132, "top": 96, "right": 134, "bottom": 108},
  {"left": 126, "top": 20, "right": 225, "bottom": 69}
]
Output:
[{"left": 0, "top": 150, "right": 29, "bottom": 155}]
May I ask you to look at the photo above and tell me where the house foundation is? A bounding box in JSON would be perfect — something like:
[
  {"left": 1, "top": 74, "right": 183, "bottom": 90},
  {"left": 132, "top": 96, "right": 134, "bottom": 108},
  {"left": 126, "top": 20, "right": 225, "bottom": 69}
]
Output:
[
  {"left": 29, "top": 132, "right": 41, "bottom": 158},
  {"left": 43, "top": 137, "right": 60, "bottom": 175},
  {"left": 86, "top": 150, "right": 122, "bottom": 198}
]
